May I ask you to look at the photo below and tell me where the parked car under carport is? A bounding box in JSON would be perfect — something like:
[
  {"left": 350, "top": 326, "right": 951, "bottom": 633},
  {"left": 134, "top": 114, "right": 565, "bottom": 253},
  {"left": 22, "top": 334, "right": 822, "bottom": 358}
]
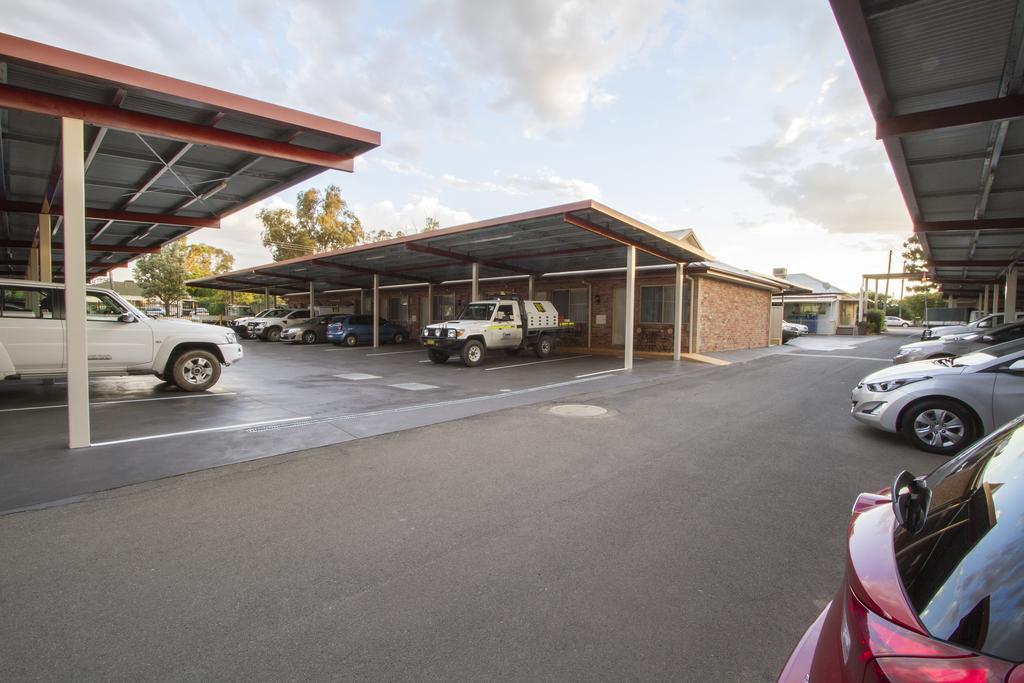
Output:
[{"left": 279, "top": 315, "right": 338, "bottom": 344}]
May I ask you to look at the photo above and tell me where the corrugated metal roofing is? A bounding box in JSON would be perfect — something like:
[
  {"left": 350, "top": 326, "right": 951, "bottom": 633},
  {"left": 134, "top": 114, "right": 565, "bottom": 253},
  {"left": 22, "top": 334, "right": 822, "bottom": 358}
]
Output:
[
  {"left": 0, "top": 33, "right": 380, "bottom": 279},
  {"left": 833, "top": 0, "right": 1024, "bottom": 299},
  {"left": 188, "top": 201, "right": 721, "bottom": 296}
]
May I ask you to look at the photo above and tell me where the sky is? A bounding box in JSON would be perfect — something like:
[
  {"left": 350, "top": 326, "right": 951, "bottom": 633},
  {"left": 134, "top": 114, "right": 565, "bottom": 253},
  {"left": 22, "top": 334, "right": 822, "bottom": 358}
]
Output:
[{"left": 3, "top": 0, "right": 915, "bottom": 291}]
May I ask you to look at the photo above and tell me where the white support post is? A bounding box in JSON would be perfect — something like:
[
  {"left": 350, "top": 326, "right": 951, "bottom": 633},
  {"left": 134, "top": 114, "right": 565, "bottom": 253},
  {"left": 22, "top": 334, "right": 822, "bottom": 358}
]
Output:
[
  {"left": 858, "top": 278, "right": 866, "bottom": 322},
  {"left": 673, "top": 263, "right": 683, "bottom": 361},
  {"left": 63, "top": 117, "right": 90, "bottom": 449},
  {"left": 983, "top": 285, "right": 990, "bottom": 313},
  {"left": 372, "top": 273, "right": 380, "bottom": 348},
  {"left": 1006, "top": 266, "right": 1019, "bottom": 321},
  {"left": 264, "top": 287, "right": 270, "bottom": 311},
  {"left": 471, "top": 262, "right": 480, "bottom": 301},
  {"left": 624, "top": 246, "right": 636, "bottom": 370},
  {"left": 528, "top": 275, "right": 535, "bottom": 300},
  {"left": 426, "top": 283, "right": 433, "bottom": 323},
  {"left": 948, "top": 295, "right": 954, "bottom": 308},
  {"left": 994, "top": 284, "right": 1001, "bottom": 314},
  {"left": 39, "top": 211, "right": 52, "bottom": 282},
  {"left": 308, "top": 282, "right": 314, "bottom": 313}
]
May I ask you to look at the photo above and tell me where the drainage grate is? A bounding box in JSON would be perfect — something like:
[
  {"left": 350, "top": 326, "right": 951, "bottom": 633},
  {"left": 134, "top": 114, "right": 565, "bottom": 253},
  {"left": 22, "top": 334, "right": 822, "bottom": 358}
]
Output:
[{"left": 244, "top": 417, "right": 332, "bottom": 433}]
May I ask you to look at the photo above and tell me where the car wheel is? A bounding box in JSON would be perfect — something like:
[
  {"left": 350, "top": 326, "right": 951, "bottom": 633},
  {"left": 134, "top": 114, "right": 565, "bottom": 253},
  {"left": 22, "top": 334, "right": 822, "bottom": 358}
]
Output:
[
  {"left": 393, "top": 332, "right": 406, "bottom": 344},
  {"left": 505, "top": 347, "right": 524, "bottom": 356},
  {"left": 302, "top": 330, "right": 317, "bottom": 344},
  {"left": 901, "top": 399, "right": 977, "bottom": 455},
  {"left": 171, "top": 349, "right": 221, "bottom": 392},
  {"left": 461, "top": 340, "right": 485, "bottom": 367},
  {"left": 428, "top": 349, "right": 449, "bottom": 364},
  {"left": 344, "top": 334, "right": 358, "bottom": 347},
  {"left": 263, "top": 326, "right": 281, "bottom": 342},
  {"left": 534, "top": 335, "right": 554, "bottom": 359},
  {"left": 902, "top": 322, "right": 910, "bottom": 327}
]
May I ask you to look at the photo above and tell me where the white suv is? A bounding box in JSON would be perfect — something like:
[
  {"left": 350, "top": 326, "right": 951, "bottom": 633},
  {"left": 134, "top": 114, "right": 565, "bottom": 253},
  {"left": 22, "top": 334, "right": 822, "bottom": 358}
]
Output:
[{"left": 0, "top": 278, "right": 243, "bottom": 391}]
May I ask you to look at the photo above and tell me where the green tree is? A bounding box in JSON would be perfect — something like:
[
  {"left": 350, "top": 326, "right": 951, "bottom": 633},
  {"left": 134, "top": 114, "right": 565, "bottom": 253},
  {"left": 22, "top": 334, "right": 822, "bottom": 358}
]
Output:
[
  {"left": 424, "top": 216, "right": 440, "bottom": 232},
  {"left": 258, "top": 185, "right": 364, "bottom": 260},
  {"left": 184, "top": 243, "right": 234, "bottom": 280},
  {"left": 901, "top": 235, "right": 935, "bottom": 293},
  {"left": 133, "top": 241, "right": 189, "bottom": 315},
  {"left": 897, "top": 291, "right": 946, "bottom": 321}
]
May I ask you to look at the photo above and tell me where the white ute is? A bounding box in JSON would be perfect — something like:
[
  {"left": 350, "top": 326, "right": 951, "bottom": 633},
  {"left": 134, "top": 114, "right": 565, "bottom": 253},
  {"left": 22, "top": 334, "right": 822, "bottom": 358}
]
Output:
[
  {"left": 0, "top": 278, "right": 243, "bottom": 391},
  {"left": 420, "top": 296, "right": 569, "bottom": 367}
]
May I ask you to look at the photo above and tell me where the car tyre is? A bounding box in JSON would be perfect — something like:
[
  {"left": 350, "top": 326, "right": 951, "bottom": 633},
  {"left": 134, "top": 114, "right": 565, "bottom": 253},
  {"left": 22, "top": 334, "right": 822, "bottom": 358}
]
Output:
[
  {"left": 901, "top": 322, "right": 910, "bottom": 328},
  {"left": 461, "top": 340, "right": 485, "bottom": 367},
  {"left": 170, "top": 349, "right": 221, "bottom": 392},
  {"left": 302, "top": 330, "right": 317, "bottom": 344},
  {"left": 901, "top": 399, "right": 978, "bottom": 455},
  {"left": 393, "top": 332, "right": 406, "bottom": 344},
  {"left": 344, "top": 334, "right": 358, "bottom": 347},
  {"left": 428, "top": 349, "right": 449, "bottom": 364},
  {"left": 263, "top": 326, "right": 281, "bottom": 342},
  {"left": 534, "top": 335, "right": 554, "bottom": 359}
]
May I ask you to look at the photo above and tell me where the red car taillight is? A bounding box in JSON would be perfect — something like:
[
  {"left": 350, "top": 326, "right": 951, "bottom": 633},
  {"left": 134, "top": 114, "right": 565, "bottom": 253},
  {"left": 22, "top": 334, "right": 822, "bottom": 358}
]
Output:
[{"left": 844, "top": 590, "right": 1012, "bottom": 683}]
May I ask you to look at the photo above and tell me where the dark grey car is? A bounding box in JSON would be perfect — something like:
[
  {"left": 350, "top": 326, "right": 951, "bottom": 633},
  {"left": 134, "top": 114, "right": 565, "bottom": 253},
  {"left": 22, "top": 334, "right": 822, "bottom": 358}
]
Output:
[{"left": 279, "top": 314, "right": 337, "bottom": 344}]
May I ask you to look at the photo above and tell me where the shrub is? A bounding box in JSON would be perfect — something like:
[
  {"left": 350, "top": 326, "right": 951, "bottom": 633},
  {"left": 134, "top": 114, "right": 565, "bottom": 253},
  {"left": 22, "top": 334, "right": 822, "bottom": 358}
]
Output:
[{"left": 864, "top": 309, "right": 885, "bottom": 334}]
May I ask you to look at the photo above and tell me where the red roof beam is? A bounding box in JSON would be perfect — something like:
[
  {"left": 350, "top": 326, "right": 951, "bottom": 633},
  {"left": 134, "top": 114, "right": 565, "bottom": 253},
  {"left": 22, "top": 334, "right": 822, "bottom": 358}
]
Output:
[
  {"left": 0, "top": 199, "right": 219, "bottom": 229},
  {"left": 0, "top": 83, "right": 356, "bottom": 172},
  {"left": 562, "top": 213, "right": 681, "bottom": 263},
  {"left": 877, "top": 95, "right": 1024, "bottom": 139},
  {"left": 402, "top": 244, "right": 538, "bottom": 275},
  {"left": 915, "top": 217, "right": 1024, "bottom": 233},
  {"left": 0, "top": 239, "right": 159, "bottom": 254}
]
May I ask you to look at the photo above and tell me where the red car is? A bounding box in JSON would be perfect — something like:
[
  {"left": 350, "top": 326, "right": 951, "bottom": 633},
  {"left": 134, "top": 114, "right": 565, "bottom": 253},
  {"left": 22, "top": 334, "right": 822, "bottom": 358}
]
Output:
[{"left": 779, "top": 416, "right": 1024, "bottom": 682}]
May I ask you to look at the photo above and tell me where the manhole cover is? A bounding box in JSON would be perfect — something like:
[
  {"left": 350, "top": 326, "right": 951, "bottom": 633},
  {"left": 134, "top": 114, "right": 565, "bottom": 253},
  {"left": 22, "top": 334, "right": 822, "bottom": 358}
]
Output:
[{"left": 547, "top": 404, "right": 608, "bottom": 417}]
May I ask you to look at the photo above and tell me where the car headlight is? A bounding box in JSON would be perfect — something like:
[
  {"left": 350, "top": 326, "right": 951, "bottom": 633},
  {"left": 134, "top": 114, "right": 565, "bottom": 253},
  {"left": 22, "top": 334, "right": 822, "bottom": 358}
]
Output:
[
  {"left": 225, "top": 331, "right": 237, "bottom": 344},
  {"left": 865, "top": 376, "right": 930, "bottom": 392},
  {"left": 448, "top": 329, "right": 457, "bottom": 338},
  {"left": 895, "top": 347, "right": 915, "bottom": 356}
]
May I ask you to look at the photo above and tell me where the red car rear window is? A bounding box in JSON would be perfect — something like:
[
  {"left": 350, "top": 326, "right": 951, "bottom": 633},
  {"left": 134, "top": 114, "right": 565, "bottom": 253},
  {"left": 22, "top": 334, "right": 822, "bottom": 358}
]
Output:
[{"left": 893, "top": 421, "right": 1024, "bottom": 662}]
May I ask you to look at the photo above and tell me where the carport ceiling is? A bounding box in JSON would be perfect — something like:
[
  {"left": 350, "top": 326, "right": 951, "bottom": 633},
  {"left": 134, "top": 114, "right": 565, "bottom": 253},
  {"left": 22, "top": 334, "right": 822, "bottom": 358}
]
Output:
[
  {"left": 831, "top": 0, "right": 1024, "bottom": 297},
  {"left": 188, "top": 200, "right": 714, "bottom": 295},
  {"left": 0, "top": 32, "right": 380, "bottom": 279}
]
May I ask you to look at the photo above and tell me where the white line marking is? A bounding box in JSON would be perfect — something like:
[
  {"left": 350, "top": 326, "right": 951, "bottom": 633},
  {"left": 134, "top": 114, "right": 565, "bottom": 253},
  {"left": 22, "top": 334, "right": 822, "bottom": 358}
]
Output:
[
  {"left": 366, "top": 349, "right": 423, "bottom": 356},
  {"left": 0, "top": 392, "right": 238, "bottom": 413},
  {"left": 389, "top": 382, "right": 439, "bottom": 391},
  {"left": 789, "top": 354, "right": 889, "bottom": 362},
  {"left": 417, "top": 359, "right": 432, "bottom": 363},
  {"left": 334, "top": 373, "right": 382, "bottom": 380},
  {"left": 575, "top": 367, "right": 627, "bottom": 378},
  {"left": 484, "top": 355, "right": 592, "bottom": 371},
  {"left": 90, "top": 416, "right": 313, "bottom": 447}
]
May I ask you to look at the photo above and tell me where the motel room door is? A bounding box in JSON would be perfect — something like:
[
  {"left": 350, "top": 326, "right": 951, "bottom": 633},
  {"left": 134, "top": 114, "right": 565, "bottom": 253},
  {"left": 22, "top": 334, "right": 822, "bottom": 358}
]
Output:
[{"left": 612, "top": 287, "right": 626, "bottom": 345}]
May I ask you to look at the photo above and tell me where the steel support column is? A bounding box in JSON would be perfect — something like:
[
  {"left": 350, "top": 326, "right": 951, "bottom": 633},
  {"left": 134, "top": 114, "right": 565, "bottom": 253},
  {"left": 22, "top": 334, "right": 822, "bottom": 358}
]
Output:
[
  {"left": 63, "top": 117, "right": 90, "bottom": 448},
  {"left": 372, "top": 273, "right": 380, "bottom": 348},
  {"left": 528, "top": 275, "right": 535, "bottom": 300},
  {"left": 983, "top": 285, "right": 990, "bottom": 313},
  {"left": 38, "top": 211, "right": 52, "bottom": 282},
  {"left": 1006, "top": 266, "right": 1019, "bottom": 321},
  {"left": 994, "top": 284, "right": 1001, "bottom": 314},
  {"left": 264, "top": 287, "right": 269, "bottom": 310},
  {"left": 471, "top": 262, "right": 480, "bottom": 301},
  {"left": 673, "top": 263, "right": 684, "bottom": 361},
  {"left": 308, "top": 281, "right": 314, "bottom": 313},
  {"left": 624, "top": 246, "right": 636, "bottom": 370},
  {"left": 426, "top": 283, "right": 433, "bottom": 323}
]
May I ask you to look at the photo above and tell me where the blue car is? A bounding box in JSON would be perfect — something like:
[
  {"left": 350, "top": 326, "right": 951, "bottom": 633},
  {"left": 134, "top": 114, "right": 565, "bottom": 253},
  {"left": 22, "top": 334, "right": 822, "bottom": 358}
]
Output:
[{"left": 326, "top": 315, "right": 410, "bottom": 347}]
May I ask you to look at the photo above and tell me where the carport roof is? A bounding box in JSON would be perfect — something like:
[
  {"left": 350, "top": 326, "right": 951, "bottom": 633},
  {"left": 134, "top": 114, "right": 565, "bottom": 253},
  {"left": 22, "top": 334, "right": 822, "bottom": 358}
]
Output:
[
  {"left": 188, "top": 200, "right": 716, "bottom": 296},
  {"left": 0, "top": 32, "right": 381, "bottom": 279},
  {"left": 831, "top": 0, "right": 1024, "bottom": 298}
]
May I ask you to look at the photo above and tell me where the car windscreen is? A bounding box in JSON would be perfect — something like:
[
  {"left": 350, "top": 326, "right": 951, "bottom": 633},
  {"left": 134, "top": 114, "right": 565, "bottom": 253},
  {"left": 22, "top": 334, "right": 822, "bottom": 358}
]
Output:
[
  {"left": 459, "top": 303, "right": 496, "bottom": 321},
  {"left": 264, "top": 309, "right": 287, "bottom": 317},
  {"left": 952, "top": 338, "right": 1024, "bottom": 367},
  {"left": 892, "top": 419, "right": 1024, "bottom": 662}
]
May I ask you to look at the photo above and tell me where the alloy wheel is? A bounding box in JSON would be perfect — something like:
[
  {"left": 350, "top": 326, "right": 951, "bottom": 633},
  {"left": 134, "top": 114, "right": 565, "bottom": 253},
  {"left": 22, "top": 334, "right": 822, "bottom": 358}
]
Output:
[{"left": 913, "top": 409, "right": 965, "bottom": 449}]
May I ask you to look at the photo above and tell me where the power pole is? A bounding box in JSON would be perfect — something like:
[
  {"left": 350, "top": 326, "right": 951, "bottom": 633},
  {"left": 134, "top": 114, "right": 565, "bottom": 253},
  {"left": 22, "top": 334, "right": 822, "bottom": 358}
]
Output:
[{"left": 883, "top": 250, "right": 893, "bottom": 311}]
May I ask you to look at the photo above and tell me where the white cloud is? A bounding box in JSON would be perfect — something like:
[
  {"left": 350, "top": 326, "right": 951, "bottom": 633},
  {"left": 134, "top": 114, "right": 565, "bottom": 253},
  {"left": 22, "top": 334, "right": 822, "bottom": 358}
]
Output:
[
  {"left": 354, "top": 196, "right": 474, "bottom": 234},
  {"left": 437, "top": 170, "right": 601, "bottom": 200}
]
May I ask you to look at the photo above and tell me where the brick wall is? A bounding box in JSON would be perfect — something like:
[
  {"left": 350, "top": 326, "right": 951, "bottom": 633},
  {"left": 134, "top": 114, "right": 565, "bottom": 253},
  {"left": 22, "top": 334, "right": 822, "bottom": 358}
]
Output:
[{"left": 694, "top": 276, "right": 771, "bottom": 353}]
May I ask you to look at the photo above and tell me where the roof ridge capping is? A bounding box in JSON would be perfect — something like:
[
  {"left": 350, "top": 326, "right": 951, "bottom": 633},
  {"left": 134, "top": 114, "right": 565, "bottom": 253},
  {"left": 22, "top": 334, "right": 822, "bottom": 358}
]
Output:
[{"left": 0, "top": 31, "right": 381, "bottom": 146}]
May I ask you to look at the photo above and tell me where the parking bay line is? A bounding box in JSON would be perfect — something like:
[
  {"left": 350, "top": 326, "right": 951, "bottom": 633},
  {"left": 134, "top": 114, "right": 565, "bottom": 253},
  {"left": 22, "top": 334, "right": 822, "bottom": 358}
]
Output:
[
  {"left": 576, "top": 367, "right": 627, "bottom": 378},
  {"left": 484, "top": 355, "right": 593, "bottom": 371},
  {"left": 0, "top": 391, "right": 238, "bottom": 413},
  {"left": 90, "top": 416, "right": 313, "bottom": 447},
  {"left": 788, "top": 353, "right": 889, "bottom": 362},
  {"left": 365, "top": 349, "right": 423, "bottom": 356},
  {"left": 91, "top": 375, "right": 615, "bottom": 442}
]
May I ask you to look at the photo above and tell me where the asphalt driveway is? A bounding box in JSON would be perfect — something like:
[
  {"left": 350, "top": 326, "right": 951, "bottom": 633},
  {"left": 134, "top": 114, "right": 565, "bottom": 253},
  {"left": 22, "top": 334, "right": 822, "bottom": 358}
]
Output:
[{"left": 0, "top": 332, "right": 942, "bottom": 681}]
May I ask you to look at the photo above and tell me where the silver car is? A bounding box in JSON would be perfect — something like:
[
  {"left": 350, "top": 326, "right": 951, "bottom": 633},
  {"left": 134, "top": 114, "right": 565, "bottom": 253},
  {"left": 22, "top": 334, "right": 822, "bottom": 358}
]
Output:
[
  {"left": 852, "top": 337, "right": 1024, "bottom": 454},
  {"left": 279, "top": 314, "right": 337, "bottom": 344},
  {"left": 895, "top": 320, "right": 1024, "bottom": 364},
  {"left": 921, "top": 312, "right": 1009, "bottom": 340}
]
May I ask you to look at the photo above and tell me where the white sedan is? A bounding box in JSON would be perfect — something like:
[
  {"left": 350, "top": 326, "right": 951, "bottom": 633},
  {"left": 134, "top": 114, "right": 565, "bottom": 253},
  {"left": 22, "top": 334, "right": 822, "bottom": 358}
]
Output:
[{"left": 885, "top": 315, "right": 913, "bottom": 328}]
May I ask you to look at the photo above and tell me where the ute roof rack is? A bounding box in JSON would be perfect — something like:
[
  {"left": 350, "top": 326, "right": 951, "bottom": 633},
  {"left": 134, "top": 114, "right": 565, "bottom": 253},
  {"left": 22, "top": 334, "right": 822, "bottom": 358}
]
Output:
[{"left": 482, "top": 292, "right": 525, "bottom": 301}]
